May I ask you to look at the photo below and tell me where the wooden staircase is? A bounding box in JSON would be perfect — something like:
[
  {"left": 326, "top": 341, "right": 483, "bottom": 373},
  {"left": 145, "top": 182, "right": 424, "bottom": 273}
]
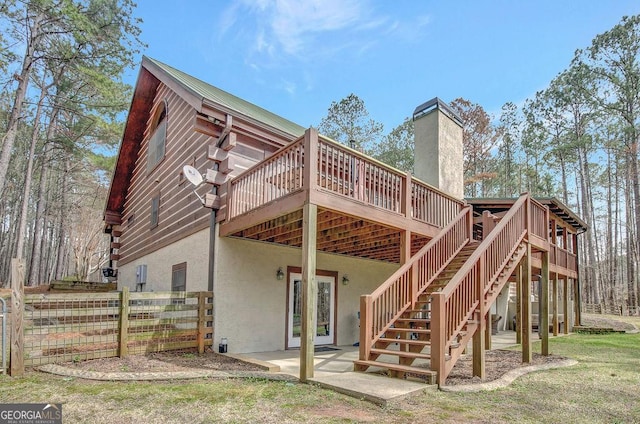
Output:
[
  {"left": 355, "top": 193, "right": 547, "bottom": 386},
  {"left": 354, "top": 242, "right": 479, "bottom": 383}
]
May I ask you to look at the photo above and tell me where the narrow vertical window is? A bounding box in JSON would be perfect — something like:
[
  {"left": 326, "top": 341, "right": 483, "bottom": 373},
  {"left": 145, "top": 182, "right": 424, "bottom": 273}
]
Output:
[
  {"left": 148, "top": 101, "right": 167, "bottom": 171},
  {"left": 150, "top": 193, "right": 160, "bottom": 229},
  {"left": 172, "top": 262, "right": 187, "bottom": 297}
]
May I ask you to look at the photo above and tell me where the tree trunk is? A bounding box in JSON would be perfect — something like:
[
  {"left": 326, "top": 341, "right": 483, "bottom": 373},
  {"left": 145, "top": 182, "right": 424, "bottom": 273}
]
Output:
[
  {"left": 16, "top": 82, "right": 47, "bottom": 261},
  {"left": 0, "top": 12, "right": 43, "bottom": 195},
  {"left": 576, "top": 151, "right": 597, "bottom": 303},
  {"left": 54, "top": 158, "right": 71, "bottom": 280},
  {"left": 630, "top": 144, "right": 640, "bottom": 309},
  {"left": 28, "top": 100, "right": 61, "bottom": 286}
]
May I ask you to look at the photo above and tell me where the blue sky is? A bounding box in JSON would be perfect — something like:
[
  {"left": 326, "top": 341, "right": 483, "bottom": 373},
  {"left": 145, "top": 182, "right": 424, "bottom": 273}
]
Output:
[{"left": 131, "top": 0, "right": 640, "bottom": 132}]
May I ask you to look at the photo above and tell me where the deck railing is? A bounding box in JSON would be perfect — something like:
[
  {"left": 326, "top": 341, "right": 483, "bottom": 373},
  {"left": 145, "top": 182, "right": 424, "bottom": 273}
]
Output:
[
  {"left": 359, "top": 207, "right": 473, "bottom": 361},
  {"left": 226, "top": 129, "right": 465, "bottom": 226},
  {"left": 550, "top": 245, "right": 577, "bottom": 272},
  {"left": 411, "top": 178, "right": 462, "bottom": 228},
  {"left": 228, "top": 138, "right": 305, "bottom": 219},
  {"left": 316, "top": 136, "right": 405, "bottom": 213},
  {"left": 430, "top": 193, "right": 531, "bottom": 384},
  {"left": 529, "top": 198, "right": 549, "bottom": 240}
]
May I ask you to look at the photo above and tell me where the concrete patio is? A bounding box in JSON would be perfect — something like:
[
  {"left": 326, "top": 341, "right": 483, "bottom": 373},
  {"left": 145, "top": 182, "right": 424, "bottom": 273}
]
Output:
[{"left": 230, "top": 331, "right": 520, "bottom": 404}]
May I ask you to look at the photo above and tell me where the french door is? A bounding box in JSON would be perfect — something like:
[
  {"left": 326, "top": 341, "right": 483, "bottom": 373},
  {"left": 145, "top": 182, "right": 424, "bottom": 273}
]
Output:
[{"left": 287, "top": 273, "right": 335, "bottom": 348}]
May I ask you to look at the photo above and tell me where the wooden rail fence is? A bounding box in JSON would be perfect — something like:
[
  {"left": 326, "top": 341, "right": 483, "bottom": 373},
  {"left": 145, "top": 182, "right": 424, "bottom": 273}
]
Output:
[
  {"left": 582, "top": 303, "right": 639, "bottom": 316},
  {"left": 21, "top": 288, "right": 213, "bottom": 367}
]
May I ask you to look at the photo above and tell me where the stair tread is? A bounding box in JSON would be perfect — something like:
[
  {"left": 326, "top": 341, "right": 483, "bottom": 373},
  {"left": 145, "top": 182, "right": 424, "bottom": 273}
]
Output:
[
  {"left": 396, "top": 318, "right": 430, "bottom": 323},
  {"left": 385, "top": 327, "right": 430, "bottom": 333},
  {"left": 370, "top": 348, "right": 431, "bottom": 360},
  {"left": 378, "top": 337, "right": 430, "bottom": 346},
  {"left": 353, "top": 360, "right": 437, "bottom": 376}
]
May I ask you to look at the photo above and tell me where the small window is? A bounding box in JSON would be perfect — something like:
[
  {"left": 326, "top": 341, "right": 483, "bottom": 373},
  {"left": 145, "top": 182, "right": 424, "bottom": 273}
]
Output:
[
  {"left": 147, "top": 102, "right": 167, "bottom": 171},
  {"left": 150, "top": 193, "right": 160, "bottom": 229},
  {"left": 172, "top": 262, "right": 187, "bottom": 293}
]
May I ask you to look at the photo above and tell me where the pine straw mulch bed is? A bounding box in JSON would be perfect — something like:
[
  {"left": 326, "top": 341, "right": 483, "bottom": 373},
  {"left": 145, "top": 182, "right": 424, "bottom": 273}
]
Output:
[
  {"left": 442, "top": 350, "right": 566, "bottom": 386},
  {"left": 49, "top": 315, "right": 636, "bottom": 385},
  {"left": 60, "top": 347, "right": 265, "bottom": 374},
  {"left": 61, "top": 347, "right": 564, "bottom": 387}
]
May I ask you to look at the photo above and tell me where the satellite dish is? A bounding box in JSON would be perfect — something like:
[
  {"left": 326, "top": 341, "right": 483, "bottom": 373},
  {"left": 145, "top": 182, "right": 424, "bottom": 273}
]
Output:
[{"left": 183, "top": 165, "right": 204, "bottom": 187}]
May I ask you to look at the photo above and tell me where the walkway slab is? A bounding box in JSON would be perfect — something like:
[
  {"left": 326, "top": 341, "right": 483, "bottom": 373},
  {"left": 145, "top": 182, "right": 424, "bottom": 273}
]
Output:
[{"left": 310, "top": 372, "right": 436, "bottom": 406}]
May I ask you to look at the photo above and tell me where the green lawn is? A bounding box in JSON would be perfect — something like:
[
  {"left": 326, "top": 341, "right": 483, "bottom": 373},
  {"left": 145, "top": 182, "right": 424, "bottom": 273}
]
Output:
[{"left": 1, "top": 315, "right": 639, "bottom": 423}]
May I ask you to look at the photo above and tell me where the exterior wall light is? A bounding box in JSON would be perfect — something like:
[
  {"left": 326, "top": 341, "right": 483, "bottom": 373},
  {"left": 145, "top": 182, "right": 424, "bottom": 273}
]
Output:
[
  {"left": 342, "top": 275, "right": 349, "bottom": 285},
  {"left": 276, "top": 267, "right": 285, "bottom": 280}
]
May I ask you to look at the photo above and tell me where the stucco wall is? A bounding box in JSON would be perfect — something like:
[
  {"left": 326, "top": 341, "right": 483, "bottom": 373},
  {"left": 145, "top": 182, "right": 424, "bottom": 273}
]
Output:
[
  {"left": 117, "top": 229, "right": 210, "bottom": 292},
  {"left": 213, "top": 234, "right": 399, "bottom": 353},
  {"left": 414, "top": 109, "right": 464, "bottom": 199},
  {"left": 117, "top": 226, "right": 400, "bottom": 354}
]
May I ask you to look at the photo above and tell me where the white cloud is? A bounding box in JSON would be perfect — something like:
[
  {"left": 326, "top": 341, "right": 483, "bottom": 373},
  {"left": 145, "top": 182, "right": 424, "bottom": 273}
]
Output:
[
  {"left": 215, "top": 1, "right": 432, "bottom": 95},
  {"left": 280, "top": 78, "right": 297, "bottom": 95},
  {"left": 220, "top": 0, "right": 396, "bottom": 60}
]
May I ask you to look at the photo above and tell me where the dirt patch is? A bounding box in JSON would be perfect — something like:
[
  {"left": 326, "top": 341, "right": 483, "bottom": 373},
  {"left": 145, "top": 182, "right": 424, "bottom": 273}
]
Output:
[
  {"left": 443, "top": 349, "right": 567, "bottom": 386},
  {"left": 62, "top": 347, "right": 265, "bottom": 373}
]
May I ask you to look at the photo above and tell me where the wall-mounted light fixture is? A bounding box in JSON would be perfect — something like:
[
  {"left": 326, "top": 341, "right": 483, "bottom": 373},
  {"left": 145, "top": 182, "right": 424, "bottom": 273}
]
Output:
[
  {"left": 276, "top": 267, "right": 285, "bottom": 280},
  {"left": 342, "top": 274, "right": 349, "bottom": 285}
]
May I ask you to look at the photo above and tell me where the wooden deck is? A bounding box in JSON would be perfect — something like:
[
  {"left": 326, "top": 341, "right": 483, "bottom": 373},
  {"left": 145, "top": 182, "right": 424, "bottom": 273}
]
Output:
[
  {"left": 204, "top": 128, "right": 583, "bottom": 385},
  {"left": 216, "top": 128, "right": 465, "bottom": 262}
]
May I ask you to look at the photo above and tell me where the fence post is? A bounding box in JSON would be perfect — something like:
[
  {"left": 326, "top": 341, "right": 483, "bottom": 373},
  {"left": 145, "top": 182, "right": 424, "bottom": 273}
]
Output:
[
  {"left": 10, "top": 258, "right": 25, "bottom": 376},
  {"left": 118, "top": 287, "right": 130, "bottom": 357},
  {"left": 197, "top": 292, "right": 206, "bottom": 354}
]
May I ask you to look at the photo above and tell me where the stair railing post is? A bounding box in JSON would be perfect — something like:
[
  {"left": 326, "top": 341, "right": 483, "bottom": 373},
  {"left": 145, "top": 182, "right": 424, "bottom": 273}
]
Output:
[
  {"left": 402, "top": 172, "right": 412, "bottom": 218},
  {"left": 430, "top": 292, "right": 446, "bottom": 386},
  {"left": 473, "top": 259, "right": 486, "bottom": 378},
  {"left": 411, "top": 261, "right": 419, "bottom": 309},
  {"left": 359, "top": 295, "right": 373, "bottom": 361},
  {"left": 525, "top": 194, "right": 532, "bottom": 237},
  {"left": 467, "top": 206, "right": 474, "bottom": 241}
]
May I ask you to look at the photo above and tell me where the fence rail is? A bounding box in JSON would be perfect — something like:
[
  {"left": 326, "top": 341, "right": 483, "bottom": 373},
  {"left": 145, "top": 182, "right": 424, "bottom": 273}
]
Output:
[
  {"left": 22, "top": 288, "right": 213, "bottom": 367},
  {"left": 582, "top": 303, "right": 639, "bottom": 316}
]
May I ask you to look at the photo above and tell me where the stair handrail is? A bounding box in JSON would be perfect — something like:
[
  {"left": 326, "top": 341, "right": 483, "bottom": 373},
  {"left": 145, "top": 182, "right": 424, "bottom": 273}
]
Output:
[
  {"left": 359, "top": 206, "right": 473, "bottom": 361},
  {"left": 430, "top": 193, "right": 531, "bottom": 384}
]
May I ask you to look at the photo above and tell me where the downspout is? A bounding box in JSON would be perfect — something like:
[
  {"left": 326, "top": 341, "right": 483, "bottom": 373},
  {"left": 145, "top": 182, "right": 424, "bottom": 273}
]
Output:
[
  {"left": 207, "top": 115, "right": 232, "bottom": 292},
  {"left": 207, "top": 115, "right": 233, "bottom": 347}
]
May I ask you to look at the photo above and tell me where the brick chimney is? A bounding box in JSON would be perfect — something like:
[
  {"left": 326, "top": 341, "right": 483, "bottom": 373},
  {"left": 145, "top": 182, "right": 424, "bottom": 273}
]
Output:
[{"left": 413, "top": 98, "right": 464, "bottom": 199}]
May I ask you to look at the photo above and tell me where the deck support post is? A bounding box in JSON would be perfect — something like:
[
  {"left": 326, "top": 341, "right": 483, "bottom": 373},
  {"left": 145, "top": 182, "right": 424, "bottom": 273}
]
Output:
[
  {"left": 563, "top": 278, "right": 569, "bottom": 334},
  {"left": 552, "top": 275, "right": 559, "bottom": 336},
  {"left": 573, "top": 277, "right": 581, "bottom": 327},
  {"left": 521, "top": 243, "right": 532, "bottom": 363},
  {"left": 400, "top": 230, "right": 411, "bottom": 265},
  {"left": 515, "top": 264, "right": 521, "bottom": 344},
  {"left": 484, "top": 312, "right": 491, "bottom": 350},
  {"left": 540, "top": 251, "right": 550, "bottom": 356},
  {"left": 300, "top": 202, "right": 317, "bottom": 382}
]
